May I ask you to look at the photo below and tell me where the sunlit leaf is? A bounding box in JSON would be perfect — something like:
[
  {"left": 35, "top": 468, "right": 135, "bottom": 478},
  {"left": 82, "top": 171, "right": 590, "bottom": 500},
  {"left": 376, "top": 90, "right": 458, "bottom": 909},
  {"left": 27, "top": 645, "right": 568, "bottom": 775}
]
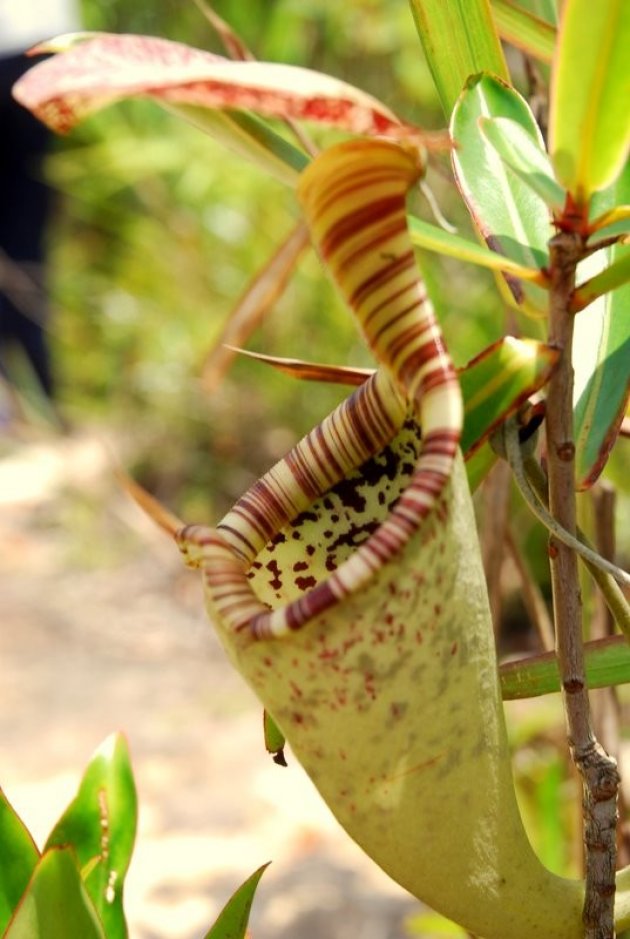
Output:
[
  {"left": 408, "top": 0, "right": 508, "bottom": 116},
  {"left": 450, "top": 73, "right": 553, "bottom": 314},
  {"left": 500, "top": 636, "right": 630, "bottom": 699},
  {"left": 459, "top": 336, "right": 558, "bottom": 455},
  {"left": 572, "top": 253, "right": 630, "bottom": 313},
  {"left": 478, "top": 115, "right": 565, "bottom": 211},
  {"left": 549, "top": 0, "right": 630, "bottom": 201},
  {"left": 201, "top": 223, "right": 310, "bottom": 392},
  {"left": 203, "top": 864, "right": 269, "bottom": 939},
  {"left": 491, "top": 0, "right": 556, "bottom": 62},
  {"left": 4, "top": 848, "right": 105, "bottom": 939},
  {"left": 0, "top": 790, "right": 40, "bottom": 933},
  {"left": 572, "top": 163, "right": 630, "bottom": 488},
  {"left": 44, "top": 734, "right": 137, "bottom": 939}
]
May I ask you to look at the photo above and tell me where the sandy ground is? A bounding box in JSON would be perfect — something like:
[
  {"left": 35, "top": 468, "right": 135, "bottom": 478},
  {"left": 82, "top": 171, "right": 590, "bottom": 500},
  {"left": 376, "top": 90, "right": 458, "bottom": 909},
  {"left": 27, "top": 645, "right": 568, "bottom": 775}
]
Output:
[{"left": 0, "top": 428, "right": 419, "bottom": 939}]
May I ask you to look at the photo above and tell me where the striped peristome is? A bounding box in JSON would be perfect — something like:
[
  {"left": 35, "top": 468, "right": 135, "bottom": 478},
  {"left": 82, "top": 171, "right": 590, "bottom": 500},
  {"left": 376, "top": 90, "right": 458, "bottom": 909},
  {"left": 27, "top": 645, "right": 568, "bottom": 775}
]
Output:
[{"left": 180, "top": 139, "right": 462, "bottom": 639}]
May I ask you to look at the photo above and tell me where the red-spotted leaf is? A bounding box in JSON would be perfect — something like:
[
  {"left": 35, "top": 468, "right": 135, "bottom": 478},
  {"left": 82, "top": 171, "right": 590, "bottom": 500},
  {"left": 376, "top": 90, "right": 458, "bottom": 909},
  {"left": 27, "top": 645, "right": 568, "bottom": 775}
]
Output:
[
  {"left": 44, "top": 734, "right": 137, "bottom": 939},
  {"left": 4, "top": 848, "right": 105, "bottom": 939},
  {"left": 203, "top": 863, "right": 269, "bottom": 939},
  {"left": 0, "top": 790, "right": 40, "bottom": 933},
  {"left": 572, "top": 163, "right": 630, "bottom": 488},
  {"left": 450, "top": 73, "right": 553, "bottom": 315},
  {"left": 13, "top": 32, "right": 423, "bottom": 146}
]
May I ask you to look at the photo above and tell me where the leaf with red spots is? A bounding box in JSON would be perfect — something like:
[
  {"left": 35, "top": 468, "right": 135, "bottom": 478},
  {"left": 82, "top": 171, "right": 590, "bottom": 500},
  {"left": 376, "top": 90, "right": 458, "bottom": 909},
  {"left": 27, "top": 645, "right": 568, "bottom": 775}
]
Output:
[{"left": 12, "top": 34, "right": 446, "bottom": 184}]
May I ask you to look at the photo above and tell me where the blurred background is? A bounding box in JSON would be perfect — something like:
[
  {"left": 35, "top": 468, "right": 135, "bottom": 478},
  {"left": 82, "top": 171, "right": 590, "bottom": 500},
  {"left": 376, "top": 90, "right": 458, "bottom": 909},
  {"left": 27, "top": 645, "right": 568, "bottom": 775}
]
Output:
[{"left": 1, "top": 1, "right": 629, "bottom": 937}]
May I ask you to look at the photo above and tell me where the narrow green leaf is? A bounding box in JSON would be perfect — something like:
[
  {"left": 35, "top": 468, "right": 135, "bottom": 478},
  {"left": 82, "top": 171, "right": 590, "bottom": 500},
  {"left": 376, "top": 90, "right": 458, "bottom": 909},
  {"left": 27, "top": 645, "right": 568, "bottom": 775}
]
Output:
[
  {"left": 573, "top": 163, "right": 630, "bottom": 488},
  {"left": 572, "top": 253, "right": 630, "bottom": 312},
  {"left": 45, "top": 734, "right": 137, "bottom": 939},
  {"left": 500, "top": 636, "right": 630, "bottom": 699},
  {"left": 408, "top": 0, "right": 508, "bottom": 116},
  {"left": 408, "top": 214, "right": 544, "bottom": 280},
  {"left": 491, "top": 0, "right": 556, "bottom": 62},
  {"left": 450, "top": 73, "right": 553, "bottom": 313},
  {"left": 479, "top": 116, "right": 566, "bottom": 211},
  {"left": 589, "top": 204, "right": 630, "bottom": 237},
  {"left": 166, "top": 105, "right": 308, "bottom": 185},
  {"left": 0, "top": 791, "right": 40, "bottom": 933},
  {"left": 4, "top": 848, "right": 105, "bottom": 939},
  {"left": 204, "top": 864, "right": 269, "bottom": 939},
  {"left": 459, "top": 336, "right": 558, "bottom": 455},
  {"left": 549, "top": 0, "right": 630, "bottom": 200}
]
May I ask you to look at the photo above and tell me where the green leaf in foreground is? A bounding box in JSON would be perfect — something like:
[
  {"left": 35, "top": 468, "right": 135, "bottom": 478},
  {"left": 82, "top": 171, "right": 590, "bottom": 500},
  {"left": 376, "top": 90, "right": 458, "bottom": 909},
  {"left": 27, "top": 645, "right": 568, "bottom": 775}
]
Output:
[
  {"left": 44, "top": 734, "right": 137, "bottom": 939},
  {"left": 500, "top": 636, "right": 630, "bottom": 700},
  {"left": 549, "top": 0, "right": 630, "bottom": 200},
  {"left": 408, "top": 0, "right": 508, "bottom": 117},
  {"left": 479, "top": 115, "right": 566, "bottom": 212},
  {"left": 459, "top": 336, "right": 558, "bottom": 456},
  {"left": 0, "top": 790, "right": 40, "bottom": 933},
  {"left": 572, "top": 162, "right": 630, "bottom": 489},
  {"left": 204, "top": 863, "right": 269, "bottom": 939},
  {"left": 450, "top": 73, "right": 553, "bottom": 314},
  {"left": 4, "top": 848, "right": 105, "bottom": 939},
  {"left": 490, "top": 0, "right": 556, "bottom": 62}
]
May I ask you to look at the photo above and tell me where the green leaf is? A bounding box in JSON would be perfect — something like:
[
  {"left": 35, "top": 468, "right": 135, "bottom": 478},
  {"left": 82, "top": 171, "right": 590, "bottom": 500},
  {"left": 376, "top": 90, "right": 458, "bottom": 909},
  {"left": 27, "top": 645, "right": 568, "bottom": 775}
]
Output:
[
  {"left": 500, "top": 636, "right": 630, "bottom": 699},
  {"left": 572, "top": 252, "right": 630, "bottom": 312},
  {"left": 408, "top": 214, "right": 543, "bottom": 280},
  {"left": 549, "top": 0, "right": 630, "bottom": 200},
  {"left": 203, "top": 864, "right": 269, "bottom": 939},
  {"left": 408, "top": 0, "right": 509, "bottom": 116},
  {"left": 450, "top": 73, "right": 553, "bottom": 314},
  {"left": 4, "top": 848, "right": 105, "bottom": 939},
  {"left": 44, "top": 734, "right": 137, "bottom": 939},
  {"left": 0, "top": 790, "right": 40, "bottom": 932},
  {"left": 263, "top": 711, "right": 287, "bottom": 766},
  {"left": 572, "top": 163, "right": 630, "bottom": 488},
  {"left": 479, "top": 115, "right": 566, "bottom": 211},
  {"left": 167, "top": 105, "right": 309, "bottom": 184},
  {"left": 491, "top": 0, "right": 556, "bottom": 62},
  {"left": 459, "top": 336, "right": 558, "bottom": 455}
]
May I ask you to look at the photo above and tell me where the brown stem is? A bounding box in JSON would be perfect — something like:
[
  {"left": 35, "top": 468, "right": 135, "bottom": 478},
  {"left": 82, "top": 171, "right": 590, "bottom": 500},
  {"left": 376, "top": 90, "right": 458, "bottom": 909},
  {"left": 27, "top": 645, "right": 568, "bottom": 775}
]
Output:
[{"left": 546, "top": 230, "right": 620, "bottom": 939}]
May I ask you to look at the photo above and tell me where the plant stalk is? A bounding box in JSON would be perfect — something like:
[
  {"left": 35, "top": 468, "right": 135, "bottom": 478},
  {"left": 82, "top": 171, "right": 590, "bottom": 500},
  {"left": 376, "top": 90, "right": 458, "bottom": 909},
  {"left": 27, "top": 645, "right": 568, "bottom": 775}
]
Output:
[{"left": 546, "top": 229, "right": 620, "bottom": 939}]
